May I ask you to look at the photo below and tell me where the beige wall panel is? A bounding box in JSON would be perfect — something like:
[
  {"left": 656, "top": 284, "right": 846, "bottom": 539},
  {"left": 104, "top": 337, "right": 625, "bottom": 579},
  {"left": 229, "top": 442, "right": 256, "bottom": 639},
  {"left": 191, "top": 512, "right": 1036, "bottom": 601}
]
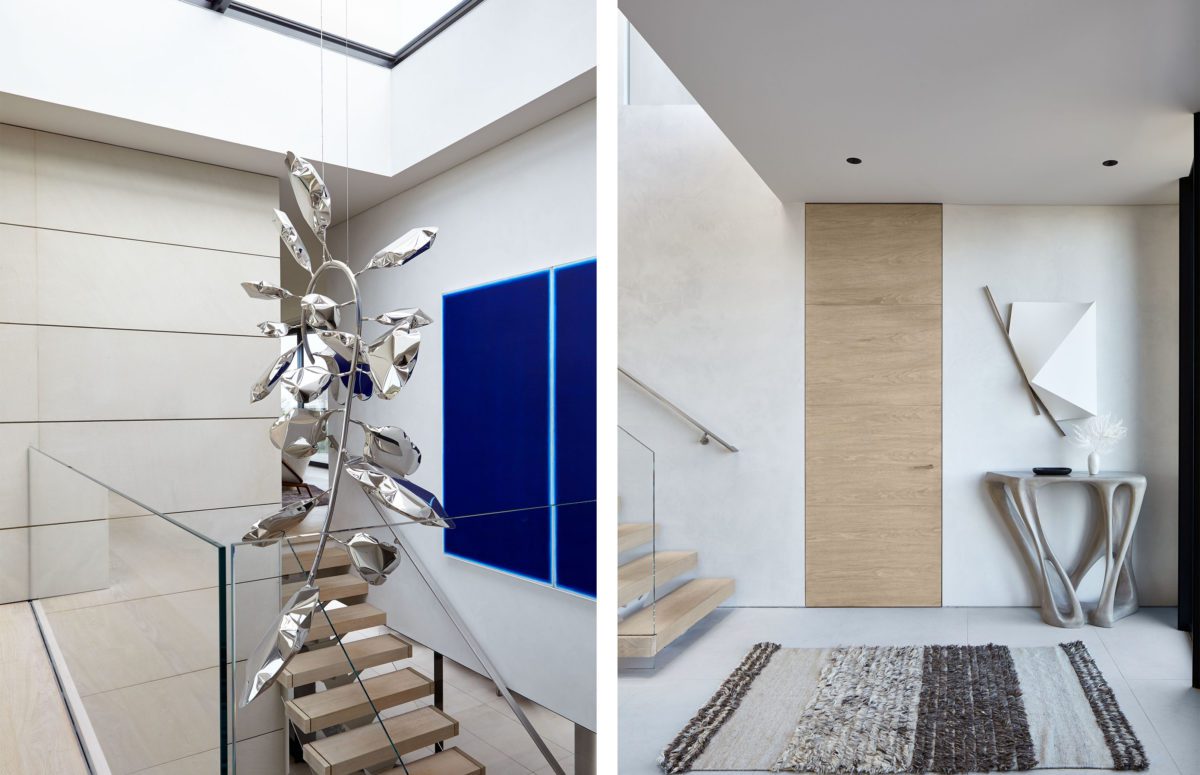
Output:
[
  {"left": 0, "top": 125, "right": 36, "bottom": 226},
  {"left": 38, "top": 418, "right": 279, "bottom": 513},
  {"left": 0, "top": 424, "right": 39, "bottom": 529},
  {"left": 806, "top": 505, "right": 942, "bottom": 607},
  {"left": 0, "top": 528, "right": 30, "bottom": 603},
  {"left": 34, "top": 132, "right": 278, "bottom": 256},
  {"left": 806, "top": 304, "right": 941, "bottom": 406},
  {"left": 807, "top": 405, "right": 940, "bottom": 505},
  {"left": 0, "top": 324, "right": 38, "bottom": 421},
  {"left": 35, "top": 326, "right": 278, "bottom": 422},
  {"left": 30, "top": 520, "right": 109, "bottom": 599},
  {"left": 35, "top": 228, "right": 279, "bottom": 335},
  {"left": 0, "top": 223, "right": 38, "bottom": 323},
  {"left": 806, "top": 204, "right": 942, "bottom": 305}
]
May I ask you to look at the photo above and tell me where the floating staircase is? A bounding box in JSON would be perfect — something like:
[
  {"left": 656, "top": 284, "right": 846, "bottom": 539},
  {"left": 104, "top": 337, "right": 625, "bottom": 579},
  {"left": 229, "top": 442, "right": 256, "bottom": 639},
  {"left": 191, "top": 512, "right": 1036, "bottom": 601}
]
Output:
[
  {"left": 617, "top": 523, "right": 733, "bottom": 659},
  {"left": 279, "top": 539, "right": 486, "bottom": 775}
]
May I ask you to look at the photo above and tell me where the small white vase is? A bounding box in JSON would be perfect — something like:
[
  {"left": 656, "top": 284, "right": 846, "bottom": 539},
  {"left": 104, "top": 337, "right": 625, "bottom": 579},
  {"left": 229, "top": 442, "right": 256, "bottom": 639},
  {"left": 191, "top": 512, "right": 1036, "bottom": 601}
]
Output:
[{"left": 1088, "top": 451, "right": 1100, "bottom": 475}]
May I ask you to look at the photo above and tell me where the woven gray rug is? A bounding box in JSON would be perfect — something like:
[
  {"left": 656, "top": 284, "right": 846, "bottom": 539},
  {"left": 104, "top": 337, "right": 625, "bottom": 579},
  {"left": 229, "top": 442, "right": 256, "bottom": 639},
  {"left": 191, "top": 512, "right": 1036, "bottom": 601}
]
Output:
[{"left": 660, "top": 642, "right": 1147, "bottom": 774}]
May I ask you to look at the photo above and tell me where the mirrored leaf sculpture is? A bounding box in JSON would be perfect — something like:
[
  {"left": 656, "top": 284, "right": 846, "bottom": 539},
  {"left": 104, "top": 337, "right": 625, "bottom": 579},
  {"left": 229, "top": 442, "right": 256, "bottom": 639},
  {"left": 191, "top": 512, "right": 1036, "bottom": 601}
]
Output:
[
  {"left": 282, "top": 362, "right": 333, "bottom": 404},
  {"left": 241, "top": 583, "right": 320, "bottom": 706},
  {"left": 258, "top": 321, "right": 292, "bottom": 338},
  {"left": 370, "top": 307, "right": 433, "bottom": 331},
  {"left": 251, "top": 344, "right": 300, "bottom": 403},
  {"left": 365, "top": 328, "right": 420, "bottom": 399},
  {"left": 273, "top": 208, "right": 312, "bottom": 274},
  {"left": 242, "top": 280, "right": 294, "bottom": 301},
  {"left": 337, "top": 532, "right": 402, "bottom": 585},
  {"left": 240, "top": 151, "right": 449, "bottom": 707},
  {"left": 270, "top": 407, "right": 335, "bottom": 459},
  {"left": 354, "top": 420, "right": 421, "bottom": 476},
  {"left": 286, "top": 151, "right": 332, "bottom": 240},
  {"left": 358, "top": 226, "right": 437, "bottom": 274},
  {"left": 300, "top": 292, "right": 340, "bottom": 331},
  {"left": 242, "top": 494, "right": 326, "bottom": 546}
]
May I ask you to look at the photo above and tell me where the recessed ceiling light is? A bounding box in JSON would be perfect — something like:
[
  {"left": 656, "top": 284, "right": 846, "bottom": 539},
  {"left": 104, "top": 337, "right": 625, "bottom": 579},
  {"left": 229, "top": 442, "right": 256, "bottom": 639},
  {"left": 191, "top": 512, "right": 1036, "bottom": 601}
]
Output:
[
  {"left": 1102, "top": 159, "right": 1119, "bottom": 167},
  {"left": 846, "top": 157, "right": 862, "bottom": 165}
]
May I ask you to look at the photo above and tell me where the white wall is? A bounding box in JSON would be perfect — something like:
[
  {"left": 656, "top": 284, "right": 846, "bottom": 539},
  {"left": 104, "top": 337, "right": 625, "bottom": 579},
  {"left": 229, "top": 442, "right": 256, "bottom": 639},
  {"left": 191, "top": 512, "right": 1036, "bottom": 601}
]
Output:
[
  {"left": 326, "top": 102, "right": 596, "bottom": 728},
  {"left": 618, "top": 105, "right": 806, "bottom": 607},
  {"left": 943, "top": 205, "right": 1179, "bottom": 606},
  {"left": 618, "top": 107, "right": 1180, "bottom": 609}
]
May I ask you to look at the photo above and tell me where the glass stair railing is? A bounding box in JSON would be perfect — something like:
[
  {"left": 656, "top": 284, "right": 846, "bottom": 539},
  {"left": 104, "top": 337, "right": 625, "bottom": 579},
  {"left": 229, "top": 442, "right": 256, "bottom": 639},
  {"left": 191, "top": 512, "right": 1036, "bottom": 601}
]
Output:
[{"left": 24, "top": 446, "right": 580, "bottom": 775}]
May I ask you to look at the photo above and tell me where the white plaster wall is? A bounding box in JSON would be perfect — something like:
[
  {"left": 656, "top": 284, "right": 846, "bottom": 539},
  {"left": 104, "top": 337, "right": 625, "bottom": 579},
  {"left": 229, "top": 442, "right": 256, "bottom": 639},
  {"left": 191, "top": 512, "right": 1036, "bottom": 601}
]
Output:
[
  {"left": 618, "top": 105, "right": 806, "bottom": 606},
  {"left": 327, "top": 102, "right": 596, "bottom": 728},
  {"left": 943, "top": 205, "right": 1179, "bottom": 606}
]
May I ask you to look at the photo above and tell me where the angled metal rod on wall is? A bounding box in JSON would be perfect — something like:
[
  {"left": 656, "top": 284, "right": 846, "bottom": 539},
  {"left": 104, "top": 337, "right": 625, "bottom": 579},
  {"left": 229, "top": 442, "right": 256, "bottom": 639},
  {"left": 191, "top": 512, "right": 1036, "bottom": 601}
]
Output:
[{"left": 982, "top": 286, "right": 1066, "bottom": 437}]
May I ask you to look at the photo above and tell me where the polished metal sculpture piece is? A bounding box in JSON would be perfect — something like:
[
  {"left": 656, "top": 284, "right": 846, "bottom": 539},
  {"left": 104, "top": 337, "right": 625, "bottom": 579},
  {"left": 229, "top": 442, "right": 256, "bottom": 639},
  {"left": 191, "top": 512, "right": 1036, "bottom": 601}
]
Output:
[
  {"left": 343, "top": 459, "right": 448, "bottom": 527},
  {"left": 282, "top": 362, "right": 333, "bottom": 404},
  {"left": 355, "top": 421, "right": 421, "bottom": 476},
  {"left": 337, "top": 532, "right": 402, "bottom": 585},
  {"left": 240, "top": 151, "right": 448, "bottom": 709},
  {"left": 300, "top": 292, "right": 341, "bottom": 331},
  {"left": 286, "top": 151, "right": 332, "bottom": 240},
  {"left": 243, "top": 495, "right": 324, "bottom": 546},
  {"left": 242, "top": 280, "right": 294, "bottom": 301},
  {"left": 270, "top": 408, "right": 335, "bottom": 458},
  {"left": 365, "top": 328, "right": 421, "bottom": 399},
  {"left": 241, "top": 583, "right": 321, "bottom": 705},
  {"left": 370, "top": 307, "right": 433, "bottom": 331},
  {"left": 258, "top": 321, "right": 293, "bottom": 338},
  {"left": 358, "top": 226, "right": 437, "bottom": 274},
  {"left": 273, "top": 208, "right": 313, "bottom": 274},
  {"left": 251, "top": 344, "right": 300, "bottom": 403}
]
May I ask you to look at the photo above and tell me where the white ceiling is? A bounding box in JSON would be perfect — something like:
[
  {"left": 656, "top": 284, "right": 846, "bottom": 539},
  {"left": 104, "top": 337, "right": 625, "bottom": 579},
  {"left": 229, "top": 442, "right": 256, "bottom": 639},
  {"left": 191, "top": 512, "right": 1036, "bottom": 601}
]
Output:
[{"left": 620, "top": 0, "right": 1200, "bottom": 205}]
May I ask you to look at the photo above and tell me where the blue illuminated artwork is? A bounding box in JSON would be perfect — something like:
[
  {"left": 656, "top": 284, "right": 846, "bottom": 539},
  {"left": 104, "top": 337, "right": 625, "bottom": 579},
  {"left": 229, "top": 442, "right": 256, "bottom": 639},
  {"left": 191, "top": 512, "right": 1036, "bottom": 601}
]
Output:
[{"left": 442, "top": 259, "right": 596, "bottom": 597}]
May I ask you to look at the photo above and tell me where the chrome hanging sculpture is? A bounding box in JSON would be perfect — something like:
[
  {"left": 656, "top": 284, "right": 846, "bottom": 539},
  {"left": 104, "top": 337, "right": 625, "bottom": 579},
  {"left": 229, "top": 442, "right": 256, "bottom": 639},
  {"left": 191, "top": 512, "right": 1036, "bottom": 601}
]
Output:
[{"left": 239, "top": 152, "right": 449, "bottom": 707}]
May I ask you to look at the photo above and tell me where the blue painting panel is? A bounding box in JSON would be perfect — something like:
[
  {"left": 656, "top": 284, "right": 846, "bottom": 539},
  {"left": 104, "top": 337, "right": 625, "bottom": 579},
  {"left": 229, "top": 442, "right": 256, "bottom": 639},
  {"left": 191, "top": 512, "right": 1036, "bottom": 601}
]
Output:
[
  {"left": 553, "top": 259, "right": 597, "bottom": 597},
  {"left": 443, "top": 271, "right": 552, "bottom": 583}
]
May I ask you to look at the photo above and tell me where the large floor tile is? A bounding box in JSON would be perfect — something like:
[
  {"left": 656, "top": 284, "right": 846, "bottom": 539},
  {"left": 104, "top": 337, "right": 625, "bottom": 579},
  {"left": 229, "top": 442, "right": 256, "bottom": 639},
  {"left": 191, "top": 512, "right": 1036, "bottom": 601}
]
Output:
[
  {"left": 1128, "top": 678, "right": 1200, "bottom": 774},
  {"left": 46, "top": 587, "right": 220, "bottom": 696},
  {"left": 1097, "top": 606, "right": 1191, "bottom": 680}
]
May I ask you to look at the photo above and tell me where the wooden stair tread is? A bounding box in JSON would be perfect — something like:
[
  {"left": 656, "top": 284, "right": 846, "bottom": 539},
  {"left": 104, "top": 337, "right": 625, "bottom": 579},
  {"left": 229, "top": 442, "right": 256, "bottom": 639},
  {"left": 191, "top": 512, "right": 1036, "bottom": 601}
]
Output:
[
  {"left": 303, "top": 706, "right": 458, "bottom": 775},
  {"left": 618, "top": 551, "right": 697, "bottom": 607},
  {"left": 381, "top": 747, "right": 485, "bottom": 775},
  {"left": 282, "top": 543, "right": 351, "bottom": 575},
  {"left": 618, "top": 578, "right": 734, "bottom": 658},
  {"left": 282, "top": 573, "right": 368, "bottom": 603},
  {"left": 285, "top": 667, "right": 433, "bottom": 733},
  {"left": 306, "top": 603, "right": 387, "bottom": 640},
  {"left": 281, "top": 633, "right": 412, "bottom": 688},
  {"left": 618, "top": 522, "right": 656, "bottom": 553}
]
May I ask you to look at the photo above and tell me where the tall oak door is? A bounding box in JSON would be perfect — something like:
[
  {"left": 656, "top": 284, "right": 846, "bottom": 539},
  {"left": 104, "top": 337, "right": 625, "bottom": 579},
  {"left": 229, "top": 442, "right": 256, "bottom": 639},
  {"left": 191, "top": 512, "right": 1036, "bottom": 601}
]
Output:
[{"left": 805, "top": 204, "right": 942, "bottom": 606}]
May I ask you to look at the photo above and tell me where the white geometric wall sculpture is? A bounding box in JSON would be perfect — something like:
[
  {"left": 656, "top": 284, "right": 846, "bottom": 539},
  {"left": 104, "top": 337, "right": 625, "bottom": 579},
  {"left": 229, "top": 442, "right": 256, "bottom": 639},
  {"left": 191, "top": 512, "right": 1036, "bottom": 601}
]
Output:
[{"left": 1007, "top": 301, "right": 1098, "bottom": 421}]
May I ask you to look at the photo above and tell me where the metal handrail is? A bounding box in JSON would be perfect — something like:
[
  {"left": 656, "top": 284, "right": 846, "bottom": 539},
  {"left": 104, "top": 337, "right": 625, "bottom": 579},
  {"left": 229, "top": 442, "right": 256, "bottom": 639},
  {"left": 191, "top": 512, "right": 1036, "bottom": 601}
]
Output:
[{"left": 618, "top": 367, "right": 738, "bottom": 452}]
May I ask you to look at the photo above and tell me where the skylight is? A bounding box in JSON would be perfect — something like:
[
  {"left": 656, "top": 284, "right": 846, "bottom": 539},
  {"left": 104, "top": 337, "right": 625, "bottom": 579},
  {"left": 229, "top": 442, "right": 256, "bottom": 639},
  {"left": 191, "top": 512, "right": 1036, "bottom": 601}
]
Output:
[{"left": 201, "top": 0, "right": 484, "bottom": 67}]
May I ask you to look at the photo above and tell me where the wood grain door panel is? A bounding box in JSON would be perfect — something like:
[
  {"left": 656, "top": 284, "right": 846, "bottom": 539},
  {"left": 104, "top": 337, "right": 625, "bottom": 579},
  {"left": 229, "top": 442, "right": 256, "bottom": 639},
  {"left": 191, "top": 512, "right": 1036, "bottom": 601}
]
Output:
[
  {"left": 806, "top": 204, "right": 942, "bottom": 305},
  {"left": 807, "top": 304, "right": 941, "bottom": 406},
  {"left": 807, "top": 405, "right": 940, "bottom": 506},
  {"left": 806, "top": 505, "right": 942, "bottom": 607},
  {"left": 805, "top": 203, "right": 942, "bottom": 607}
]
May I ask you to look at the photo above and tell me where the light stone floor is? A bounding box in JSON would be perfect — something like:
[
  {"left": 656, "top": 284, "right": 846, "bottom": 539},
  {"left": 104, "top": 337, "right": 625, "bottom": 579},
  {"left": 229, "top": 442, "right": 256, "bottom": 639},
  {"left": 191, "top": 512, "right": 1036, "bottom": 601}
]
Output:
[{"left": 619, "top": 606, "right": 1198, "bottom": 775}]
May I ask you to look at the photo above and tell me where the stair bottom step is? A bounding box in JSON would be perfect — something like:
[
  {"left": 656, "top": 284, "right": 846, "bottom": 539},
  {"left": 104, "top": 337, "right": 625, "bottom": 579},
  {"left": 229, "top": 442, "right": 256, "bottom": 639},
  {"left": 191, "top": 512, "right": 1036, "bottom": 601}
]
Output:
[
  {"left": 618, "top": 577, "right": 734, "bottom": 658},
  {"left": 303, "top": 706, "right": 458, "bottom": 775},
  {"left": 381, "top": 746, "right": 486, "bottom": 775}
]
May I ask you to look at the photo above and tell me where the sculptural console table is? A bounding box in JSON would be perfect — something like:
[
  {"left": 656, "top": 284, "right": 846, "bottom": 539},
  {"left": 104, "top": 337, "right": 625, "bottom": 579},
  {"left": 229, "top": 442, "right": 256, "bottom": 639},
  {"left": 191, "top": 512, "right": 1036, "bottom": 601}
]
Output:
[{"left": 985, "top": 471, "right": 1146, "bottom": 628}]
